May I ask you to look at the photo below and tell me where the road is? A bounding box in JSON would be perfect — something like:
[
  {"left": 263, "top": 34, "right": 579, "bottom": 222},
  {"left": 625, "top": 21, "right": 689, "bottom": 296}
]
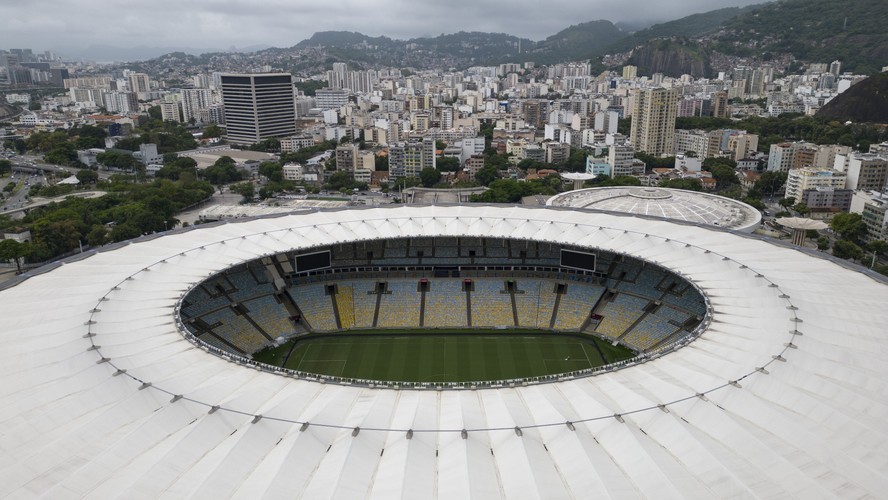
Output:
[
  {"left": 1, "top": 190, "right": 108, "bottom": 217},
  {"left": 0, "top": 171, "right": 44, "bottom": 214},
  {"left": 9, "top": 154, "right": 114, "bottom": 181}
]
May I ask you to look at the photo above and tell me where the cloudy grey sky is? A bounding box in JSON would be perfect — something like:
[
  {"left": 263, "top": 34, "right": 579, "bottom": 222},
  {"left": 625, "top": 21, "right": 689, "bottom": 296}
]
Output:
[{"left": 1, "top": 0, "right": 764, "bottom": 55}]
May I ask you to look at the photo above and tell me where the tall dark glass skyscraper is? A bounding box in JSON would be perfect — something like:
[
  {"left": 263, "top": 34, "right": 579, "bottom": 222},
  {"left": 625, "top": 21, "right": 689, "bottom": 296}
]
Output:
[{"left": 220, "top": 73, "right": 296, "bottom": 145}]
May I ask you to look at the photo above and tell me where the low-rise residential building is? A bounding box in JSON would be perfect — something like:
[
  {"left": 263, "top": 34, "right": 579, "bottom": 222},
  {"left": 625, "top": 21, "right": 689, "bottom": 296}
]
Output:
[
  {"left": 785, "top": 167, "right": 847, "bottom": 201},
  {"left": 280, "top": 135, "right": 314, "bottom": 153},
  {"left": 608, "top": 144, "right": 641, "bottom": 176},
  {"left": 799, "top": 187, "right": 853, "bottom": 213},
  {"left": 835, "top": 153, "right": 888, "bottom": 191},
  {"left": 851, "top": 190, "right": 888, "bottom": 243}
]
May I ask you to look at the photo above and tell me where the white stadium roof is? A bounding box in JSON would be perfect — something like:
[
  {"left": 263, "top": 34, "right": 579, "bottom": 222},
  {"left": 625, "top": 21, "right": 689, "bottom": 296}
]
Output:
[
  {"left": 1, "top": 205, "right": 887, "bottom": 498},
  {"left": 547, "top": 187, "right": 763, "bottom": 232}
]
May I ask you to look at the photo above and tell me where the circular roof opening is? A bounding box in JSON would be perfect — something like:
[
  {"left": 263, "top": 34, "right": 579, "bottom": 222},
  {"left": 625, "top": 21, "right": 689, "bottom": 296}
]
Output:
[{"left": 178, "top": 237, "right": 709, "bottom": 388}]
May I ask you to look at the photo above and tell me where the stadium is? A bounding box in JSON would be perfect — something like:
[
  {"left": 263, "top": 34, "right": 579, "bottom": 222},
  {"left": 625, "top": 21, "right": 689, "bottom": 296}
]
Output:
[{"left": 1, "top": 204, "right": 887, "bottom": 498}]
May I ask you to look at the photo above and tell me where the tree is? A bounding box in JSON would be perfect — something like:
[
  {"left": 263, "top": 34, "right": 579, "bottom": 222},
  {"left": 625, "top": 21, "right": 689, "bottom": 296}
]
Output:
[
  {"left": 705, "top": 163, "right": 740, "bottom": 189},
  {"left": 778, "top": 197, "right": 796, "bottom": 209},
  {"left": 660, "top": 178, "right": 702, "bottom": 191},
  {"left": 832, "top": 239, "right": 863, "bottom": 261},
  {"left": 248, "top": 138, "right": 281, "bottom": 152},
  {"left": 563, "top": 149, "right": 588, "bottom": 173},
  {"left": 754, "top": 171, "right": 787, "bottom": 199},
  {"left": 0, "top": 159, "right": 11, "bottom": 174},
  {"left": 155, "top": 156, "right": 197, "bottom": 181},
  {"left": 97, "top": 150, "right": 139, "bottom": 171},
  {"left": 436, "top": 156, "right": 461, "bottom": 172},
  {"left": 419, "top": 167, "right": 442, "bottom": 187},
  {"left": 792, "top": 203, "right": 810, "bottom": 216},
  {"left": 230, "top": 182, "right": 256, "bottom": 202},
  {"left": 326, "top": 171, "right": 354, "bottom": 192},
  {"left": 830, "top": 212, "right": 866, "bottom": 242},
  {"left": 202, "top": 156, "right": 242, "bottom": 187},
  {"left": 258, "top": 161, "right": 283, "bottom": 182},
  {"left": 0, "top": 239, "right": 30, "bottom": 273},
  {"left": 474, "top": 165, "right": 499, "bottom": 186},
  {"left": 293, "top": 80, "right": 327, "bottom": 96},
  {"left": 86, "top": 225, "right": 109, "bottom": 247},
  {"left": 587, "top": 175, "right": 641, "bottom": 187},
  {"left": 866, "top": 240, "right": 888, "bottom": 268},
  {"left": 375, "top": 154, "right": 389, "bottom": 172},
  {"left": 203, "top": 124, "right": 223, "bottom": 139},
  {"left": 147, "top": 106, "right": 162, "bottom": 120},
  {"left": 75, "top": 169, "right": 99, "bottom": 184},
  {"left": 816, "top": 236, "right": 830, "bottom": 250}
]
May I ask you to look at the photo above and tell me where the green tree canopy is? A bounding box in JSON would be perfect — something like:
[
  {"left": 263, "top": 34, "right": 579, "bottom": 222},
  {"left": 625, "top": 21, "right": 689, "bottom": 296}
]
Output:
[
  {"left": 660, "top": 178, "right": 703, "bottom": 191},
  {"left": 203, "top": 124, "right": 223, "bottom": 138},
  {"left": 474, "top": 165, "right": 499, "bottom": 186},
  {"left": 75, "top": 169, "right": 99, "bottom": 184},
  {"left": 830, "top": 212, "right": 867, "bottom": 242},
  {"left": 230, "top": 182, "right": 256, "bottom": 202},
  {"left": 97, "top": 150, "right": 139, "bottom": 170},
  {"left": 202, "top": 156, "right": 243, "bottom": 186},
  {"left": 0, "top": 238, "right": 30, "bottom": 273},
  {"left": 155, "top": 156, "right": 198, "bottom": 181},
  {"left": 419, "top": 167, "right": 442, "bottom": 187},
  {"left": 436, "top": 156, "right": 461, "bottom": 172},
  {"left": 832, "top": 239, "right": 864, "bottom": 261}
]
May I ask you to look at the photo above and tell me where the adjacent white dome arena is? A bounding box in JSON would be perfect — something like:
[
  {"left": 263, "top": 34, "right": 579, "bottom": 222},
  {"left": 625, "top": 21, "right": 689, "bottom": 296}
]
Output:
[
  {"left": 547, "top": 186, "right": 763, "bottom": 232},
  {"left": 1, "top": 204, "right": 887, "bottom": 499}
]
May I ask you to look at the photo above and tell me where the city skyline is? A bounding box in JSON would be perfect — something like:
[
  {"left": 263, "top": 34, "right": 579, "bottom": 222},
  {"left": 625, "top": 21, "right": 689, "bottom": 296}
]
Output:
[{"left": 1, "top": 0, "right": 764, "bottom": 59}]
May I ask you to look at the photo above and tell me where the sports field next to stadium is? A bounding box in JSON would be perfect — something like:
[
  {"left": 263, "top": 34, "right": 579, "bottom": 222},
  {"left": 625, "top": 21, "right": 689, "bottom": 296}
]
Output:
[{"left": 253, "top": 331, "right": 635, "bottom": 383}]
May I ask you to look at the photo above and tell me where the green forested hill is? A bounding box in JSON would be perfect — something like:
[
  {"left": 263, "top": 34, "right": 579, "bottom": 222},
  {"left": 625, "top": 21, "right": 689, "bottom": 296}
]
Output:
[
  {"left": 603, "top": 6, "right": 755, "bottom": 55},
  {"left": 714, "top": 0, "right": 888, "bottom": 74}
]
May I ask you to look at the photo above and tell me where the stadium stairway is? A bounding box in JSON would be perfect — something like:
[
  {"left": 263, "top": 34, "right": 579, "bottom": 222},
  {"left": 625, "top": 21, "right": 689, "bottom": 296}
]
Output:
[
  {"left": 282, "top": 289, "right": 312, "bottom": 331},
  {"left": 548, "top": 290, "right": 563, "bottom": 329},
  {"left": 465, "top": 286, "right": 472, "bottom": 326},
  {"left": 419, "top": 285, "right": 427, "bottom": 327},
  {"left": 329, "top": 291, "right": 343, "bottom": 329},
  {"left": 509, "top": 288, "right": 519, "bottom": 327},
  {"left": 580, "top": 290, "right": 611, "bottom": 333}
]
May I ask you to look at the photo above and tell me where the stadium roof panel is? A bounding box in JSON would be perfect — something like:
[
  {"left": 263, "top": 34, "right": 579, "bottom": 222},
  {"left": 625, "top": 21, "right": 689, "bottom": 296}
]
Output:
[
  {"left": 1, "top": 205, "right": 886, "bottom": 498},
  {"left": 547, "top": 186, "right": 763, "bottom": 232}
]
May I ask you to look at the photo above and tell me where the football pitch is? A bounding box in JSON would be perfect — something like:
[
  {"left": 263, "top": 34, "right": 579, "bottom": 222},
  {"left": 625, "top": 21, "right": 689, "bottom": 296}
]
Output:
[{"left": 253, "top": 331, "right": 635, "bottom": 383}]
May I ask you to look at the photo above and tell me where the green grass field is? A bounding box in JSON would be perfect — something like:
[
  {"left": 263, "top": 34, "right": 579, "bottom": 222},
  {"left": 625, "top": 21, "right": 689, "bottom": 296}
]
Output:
[{"left": 253, "top": 331, "right": 635, "bottom": 383}]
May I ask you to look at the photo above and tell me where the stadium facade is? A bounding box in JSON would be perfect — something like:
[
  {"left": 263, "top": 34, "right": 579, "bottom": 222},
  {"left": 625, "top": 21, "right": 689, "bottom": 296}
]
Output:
[{"left": 1, "top": 205, "right": 886, "bottom": 498}]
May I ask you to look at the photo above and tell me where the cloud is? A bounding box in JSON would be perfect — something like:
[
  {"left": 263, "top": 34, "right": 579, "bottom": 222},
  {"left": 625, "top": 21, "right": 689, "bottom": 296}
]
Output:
[{"left": 0, "top": 0, "right": 762, "bottom": 56}]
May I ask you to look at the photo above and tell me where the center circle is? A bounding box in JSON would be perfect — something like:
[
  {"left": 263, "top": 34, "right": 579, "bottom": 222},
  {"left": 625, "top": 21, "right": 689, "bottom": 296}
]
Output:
[{"left": 177, "top": 236, "right": 708, "bottom": 386}]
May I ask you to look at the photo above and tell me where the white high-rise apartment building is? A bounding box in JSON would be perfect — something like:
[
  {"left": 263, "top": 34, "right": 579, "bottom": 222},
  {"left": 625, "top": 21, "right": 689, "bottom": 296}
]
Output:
[
  {"left": 630, "top": 87, "right": 678, "bottom": 157},
  {"left": 102, "top": 91, "right": 138, "bottom": 114},
  {"left": 181, "top": 88, "right": 212, "bottom": 123},
  {"left": 127, "top": 73, "right": 151, "bottom": 94}
]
